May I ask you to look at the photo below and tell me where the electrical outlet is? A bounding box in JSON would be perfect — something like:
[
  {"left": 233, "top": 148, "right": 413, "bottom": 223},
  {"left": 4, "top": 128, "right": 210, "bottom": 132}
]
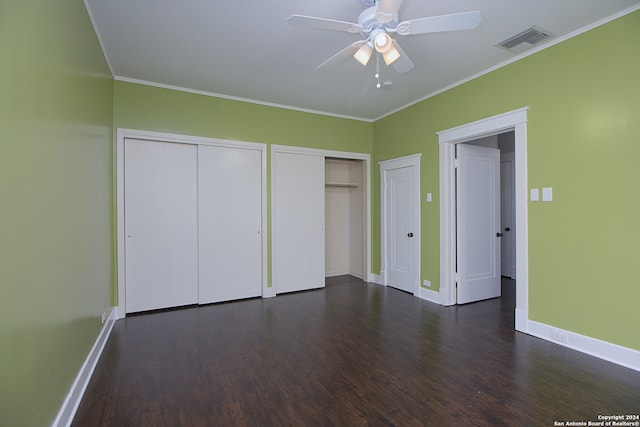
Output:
[
  {"left": 550, "top": 329, "right": 568, "bottom": 344},
  {"left": 101, "top": 311, "right": 107, "bottom": 324},
  {"left": 423, "top": 280, "right": 431, "bottom": 288}
]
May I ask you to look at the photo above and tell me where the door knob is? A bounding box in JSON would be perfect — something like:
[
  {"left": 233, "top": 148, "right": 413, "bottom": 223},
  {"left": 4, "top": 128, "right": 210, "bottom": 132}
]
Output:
[
  {"left": 496, "top": 232, "right": 504, "bottom": 238},
  {"left": 407, "top": 232, "right": 414, "bottom": 238},
  {"left": 505, "top": 227, "right": 511, "bottom": 232}
]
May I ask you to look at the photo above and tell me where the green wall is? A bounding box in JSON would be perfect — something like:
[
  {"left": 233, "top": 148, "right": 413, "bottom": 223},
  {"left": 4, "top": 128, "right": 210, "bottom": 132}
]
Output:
[
  {"left": 373, "top": 11, "right": 640, "bottom": 351},
  {"left": 114, "top": 81, "right": 373, "bottom": 151},
  {"left": 0, "top": 1, "right": 114, "bottom": 426}
]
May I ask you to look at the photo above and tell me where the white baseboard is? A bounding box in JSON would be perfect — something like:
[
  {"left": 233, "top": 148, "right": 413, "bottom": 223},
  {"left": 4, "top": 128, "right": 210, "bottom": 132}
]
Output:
[
  {"left": 515, "top": 308, "right": 528, "bottom": 333},
  {"left": 325, "top": 271, "right": 349, "bottom": 278},
  {"left": 262, "top": 286, "right": 276, "bottom": 298},
  {"left": 52, "top": 307, "right": 117, "bottom": 427},
  {"left": 368, "top": 274, "right": 383, "bottom": 285},
  {"left": 524, "top": 319, "right": 640, "bottom": 372},
  {"left": 325, "top": 272, "right": 365, "bottom": 279},
  {"left": 418, "top": 286, "right": 440, "bottom": 304}
]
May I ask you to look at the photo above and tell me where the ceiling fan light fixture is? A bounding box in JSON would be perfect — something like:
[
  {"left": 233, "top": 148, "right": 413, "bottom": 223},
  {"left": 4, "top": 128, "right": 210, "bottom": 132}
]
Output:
[
  {"left": 353, "top": 42, "right": 374, "bottom": 66},
  {"left": 382, "top": 46, "right": 401, "bottom": 65},
  {"left": 373, "top": 32, "right": 393, "bottom": 53},
  {"left": 289, "top": 4, "right": 478, "bottom": 77}
]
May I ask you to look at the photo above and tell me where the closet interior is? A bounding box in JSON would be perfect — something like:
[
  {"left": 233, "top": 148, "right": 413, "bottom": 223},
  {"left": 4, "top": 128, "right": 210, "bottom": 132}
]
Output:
[{"left": 325, "top": 157, "right": 365, "bottom": 279}]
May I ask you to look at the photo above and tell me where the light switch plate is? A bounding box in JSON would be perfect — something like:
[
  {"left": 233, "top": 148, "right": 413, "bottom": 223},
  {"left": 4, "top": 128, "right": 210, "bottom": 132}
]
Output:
[
  {"left": 426, "top": 193, "right": 432, "bottom": 203},
  {"left": 530, "top": 188, "right": 539, "bottom": 201},
  {"left": 542, "top": 187, "right": 553, "bottom": 202}
]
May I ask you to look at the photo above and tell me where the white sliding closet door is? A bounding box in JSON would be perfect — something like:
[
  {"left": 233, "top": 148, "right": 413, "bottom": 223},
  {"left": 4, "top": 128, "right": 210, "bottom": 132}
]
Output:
[
  {"left": 124, "top": 139, "right": 199, "bottom": 313},
  {"left": 273, "top": 152, "right": 325, "bottom": 293},
  {"left": 198, "top": 145, "right": 262, "bottom": 303}
]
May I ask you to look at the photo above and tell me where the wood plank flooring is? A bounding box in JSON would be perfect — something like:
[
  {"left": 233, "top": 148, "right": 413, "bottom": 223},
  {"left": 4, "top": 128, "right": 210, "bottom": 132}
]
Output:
[{"left": 73, "top": 276, "right": 640, "bottom": 426}]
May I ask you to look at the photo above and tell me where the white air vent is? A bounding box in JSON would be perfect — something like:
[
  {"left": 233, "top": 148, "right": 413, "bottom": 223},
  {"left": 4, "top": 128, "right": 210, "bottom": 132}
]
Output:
[{"left": 497, "top": 26, "right": 554, "bottom": 53}]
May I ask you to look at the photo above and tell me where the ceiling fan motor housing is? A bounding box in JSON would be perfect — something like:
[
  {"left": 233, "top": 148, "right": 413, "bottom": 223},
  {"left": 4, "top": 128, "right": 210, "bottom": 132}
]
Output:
[{"left": 358, "top": 5, "right": 398, "bottom": 33}]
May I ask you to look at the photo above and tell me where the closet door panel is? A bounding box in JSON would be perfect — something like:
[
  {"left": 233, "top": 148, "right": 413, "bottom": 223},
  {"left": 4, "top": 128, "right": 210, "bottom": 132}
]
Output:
[
  {"left": 273, "top": 152, "right": 325, "bottom": 293},
  {"left": 198, "top": 145, "right": 262, "bottom": 303},
  {"left": 124, "top": 139, "right": 199, "bottom": 313}
]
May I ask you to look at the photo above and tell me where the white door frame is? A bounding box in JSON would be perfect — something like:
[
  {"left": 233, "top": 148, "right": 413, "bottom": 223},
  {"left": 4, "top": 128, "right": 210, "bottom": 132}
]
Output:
[
  {"left": 270, "top": 144, "right": 372, "bottom": 285},
  {"left": 380, "top": 154, "right": 421, "bottom": 296},
  {"left": 437, "top": 108, "right": 529, "bottom": 332},
  {"left": 116, "top": 128, "right": 268, "bottom": 319}
]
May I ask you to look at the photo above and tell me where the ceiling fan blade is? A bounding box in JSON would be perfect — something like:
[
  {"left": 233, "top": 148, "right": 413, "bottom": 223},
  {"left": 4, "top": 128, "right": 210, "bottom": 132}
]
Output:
[
  {"left": 287, "top": 15, "right": 363, "bottom": 34},
  {"left": 396, "top": 11, "right": 481, "bottom": 36},
  {"left": 316, "top": 40, "right": 367, "bottom": 71},
  {"left": 390, "top": 40, "right": 414, "bottom": 74},
  {"left": 375, "top": 0, "right": 404, "bottom": 23}
]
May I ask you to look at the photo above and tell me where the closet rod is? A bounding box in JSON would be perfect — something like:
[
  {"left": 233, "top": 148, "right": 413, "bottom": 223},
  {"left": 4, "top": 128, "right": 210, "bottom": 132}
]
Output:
[{"left": 325, "top": 182, "right": 358, "bottom": 189}]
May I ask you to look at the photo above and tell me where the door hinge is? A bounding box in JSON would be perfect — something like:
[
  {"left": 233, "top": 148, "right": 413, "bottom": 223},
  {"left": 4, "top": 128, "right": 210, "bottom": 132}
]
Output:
[
  {"left": 454, "top": 158, "right": 460, "bottom": 169},
  {"left": 455, "top": 272, "right": 460, "bottom": 283}
]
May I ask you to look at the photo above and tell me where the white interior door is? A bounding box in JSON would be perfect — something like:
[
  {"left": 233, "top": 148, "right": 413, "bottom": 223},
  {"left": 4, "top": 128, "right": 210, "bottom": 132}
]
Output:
[
  {"left": 198, "top": 145, "right": 262, "bottom": 304},
  {"left": 383, "top": 164, "right": 418, "bottom": 294},
  {"left": 501, "top": 152, "right": 516, "bottom": 279},
  {"left": 273, "top": 151, "right": 325, "bottom": 293},
  {"left": 456, "top": 144, "right": 501, "bottom": 304},
  {"left": 124, "top": 138, "right": 199, "bottom": 313}
]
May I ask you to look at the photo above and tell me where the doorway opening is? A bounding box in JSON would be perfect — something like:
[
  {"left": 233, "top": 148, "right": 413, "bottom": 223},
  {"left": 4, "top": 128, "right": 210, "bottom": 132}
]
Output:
[
  {"left": 457, "top": 131, "right": 516, "bottom": 304},
  {"left": 438, "top": 108, "right": 528, "bottom": 332},
  {"left": 325, "top": 157, "right": 366, "bottom": 280}
]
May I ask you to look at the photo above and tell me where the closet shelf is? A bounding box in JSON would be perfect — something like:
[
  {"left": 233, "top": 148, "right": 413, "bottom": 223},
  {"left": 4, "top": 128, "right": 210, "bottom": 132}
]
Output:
[{"left": 325, "top": 182, "right": 358, "bottom": 189}]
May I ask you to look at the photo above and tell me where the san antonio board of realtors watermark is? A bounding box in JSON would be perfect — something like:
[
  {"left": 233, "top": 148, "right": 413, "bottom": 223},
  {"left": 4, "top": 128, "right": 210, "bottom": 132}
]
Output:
[{"left": 554, "top": 414, "right": 640, "bottom": 426}]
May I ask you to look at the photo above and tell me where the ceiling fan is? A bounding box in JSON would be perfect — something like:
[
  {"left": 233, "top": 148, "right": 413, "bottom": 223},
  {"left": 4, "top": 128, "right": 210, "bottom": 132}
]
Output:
[{"left": 287, "top": 0, "right": 481, "bottom": 74}]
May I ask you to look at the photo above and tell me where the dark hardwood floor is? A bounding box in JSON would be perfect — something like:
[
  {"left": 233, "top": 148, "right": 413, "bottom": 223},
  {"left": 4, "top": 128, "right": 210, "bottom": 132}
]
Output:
[{"left": 73, "top": 276, "right": 640, "bottom": 426}]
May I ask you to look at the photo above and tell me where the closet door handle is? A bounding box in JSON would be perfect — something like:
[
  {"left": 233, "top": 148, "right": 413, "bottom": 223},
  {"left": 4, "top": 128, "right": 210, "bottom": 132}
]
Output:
[{"left": 407, "top": 232, "right": 414, "bottom": 238}]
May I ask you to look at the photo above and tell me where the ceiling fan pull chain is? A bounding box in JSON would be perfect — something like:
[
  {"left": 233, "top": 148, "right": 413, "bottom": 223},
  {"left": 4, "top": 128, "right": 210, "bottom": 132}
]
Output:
[{"left": 375, "top": 54, "right": 382, "bottom": 88}]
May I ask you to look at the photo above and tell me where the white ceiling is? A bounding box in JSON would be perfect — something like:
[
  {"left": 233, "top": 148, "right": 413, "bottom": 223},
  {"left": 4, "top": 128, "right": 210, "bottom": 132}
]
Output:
[{"left": 86, "top": 0, "right": 640, "bottom": 121}]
